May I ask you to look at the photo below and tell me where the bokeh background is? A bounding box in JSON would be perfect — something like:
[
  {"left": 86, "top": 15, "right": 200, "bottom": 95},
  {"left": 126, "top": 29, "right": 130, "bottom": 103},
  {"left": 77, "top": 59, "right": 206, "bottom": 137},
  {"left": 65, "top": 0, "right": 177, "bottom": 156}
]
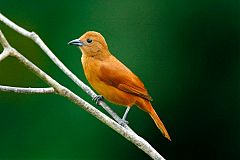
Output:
[{"left": 0, "top": 0, "right": 239, "bottom": 159}]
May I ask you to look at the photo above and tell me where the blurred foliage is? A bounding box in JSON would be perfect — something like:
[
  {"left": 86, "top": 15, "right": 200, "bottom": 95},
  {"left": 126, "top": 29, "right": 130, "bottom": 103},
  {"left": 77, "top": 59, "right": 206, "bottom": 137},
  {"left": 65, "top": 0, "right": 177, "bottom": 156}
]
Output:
[{"left": 0, "top": 0, "right": 240, "bottom": 159}]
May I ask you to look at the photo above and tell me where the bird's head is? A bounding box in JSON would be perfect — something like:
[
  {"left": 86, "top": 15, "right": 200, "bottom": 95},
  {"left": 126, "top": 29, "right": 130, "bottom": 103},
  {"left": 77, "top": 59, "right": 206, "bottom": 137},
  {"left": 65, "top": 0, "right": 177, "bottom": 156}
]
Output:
[{"left": 68, "top": 31, "right": 109, "bottom": 57}]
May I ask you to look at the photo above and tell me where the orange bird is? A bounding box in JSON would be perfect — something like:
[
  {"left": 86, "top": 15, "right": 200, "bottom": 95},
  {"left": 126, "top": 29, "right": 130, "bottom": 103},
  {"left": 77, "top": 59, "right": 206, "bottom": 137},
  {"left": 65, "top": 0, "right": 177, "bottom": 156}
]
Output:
[{"left": 68, "top": 31, "right": 171, "bottom": 141}]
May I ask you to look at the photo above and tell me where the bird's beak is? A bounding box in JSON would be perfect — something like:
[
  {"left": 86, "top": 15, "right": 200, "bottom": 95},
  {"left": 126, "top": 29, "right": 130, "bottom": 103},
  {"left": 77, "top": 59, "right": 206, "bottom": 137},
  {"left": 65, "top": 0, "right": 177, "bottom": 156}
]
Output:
[{"left": 68, "top": 39, "right": 84, "bottom": 46}]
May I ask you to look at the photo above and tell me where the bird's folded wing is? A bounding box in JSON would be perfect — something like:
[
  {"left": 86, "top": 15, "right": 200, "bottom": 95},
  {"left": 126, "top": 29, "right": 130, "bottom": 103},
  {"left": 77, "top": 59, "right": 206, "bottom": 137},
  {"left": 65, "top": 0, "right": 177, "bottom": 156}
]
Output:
[
  {"left": 98, "top": 62, "right": 152, "bottom": 101},
  {"left": 118, "top": 83, "right": 152, "bottom": 101}
]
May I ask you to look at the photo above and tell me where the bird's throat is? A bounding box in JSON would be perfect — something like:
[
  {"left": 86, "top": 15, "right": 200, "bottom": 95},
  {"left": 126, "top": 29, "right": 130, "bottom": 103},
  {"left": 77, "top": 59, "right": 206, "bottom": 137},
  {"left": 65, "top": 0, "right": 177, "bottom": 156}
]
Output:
[{"left": 81, "top": 50, "right": 111, "bottom": 61}]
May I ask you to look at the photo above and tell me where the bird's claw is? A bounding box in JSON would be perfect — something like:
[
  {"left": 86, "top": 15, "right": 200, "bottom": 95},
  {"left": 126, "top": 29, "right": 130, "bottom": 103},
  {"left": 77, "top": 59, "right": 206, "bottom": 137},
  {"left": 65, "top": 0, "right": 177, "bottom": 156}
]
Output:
[
  {"left": 92, "top": 95, "right": 104, "bottom": 105},
  {"left": 119, "top": 119, "right": 129, "bottom": 126}
]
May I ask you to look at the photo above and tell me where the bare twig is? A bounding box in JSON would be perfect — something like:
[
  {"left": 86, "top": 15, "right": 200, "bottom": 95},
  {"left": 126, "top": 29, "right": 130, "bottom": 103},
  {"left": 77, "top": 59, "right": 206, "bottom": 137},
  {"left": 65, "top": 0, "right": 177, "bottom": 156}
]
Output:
[
  {"left": 0, "top": 49, "right": 10, "bottom": 61},
  {"left": 0, "top": 85, "right": 54, "bottom": 94},
  {"left": 0, "top": 13, "right": 166, "bottom": 160},
  {"left": 0, "top": 29, "right": 10, "bottom": 48}
]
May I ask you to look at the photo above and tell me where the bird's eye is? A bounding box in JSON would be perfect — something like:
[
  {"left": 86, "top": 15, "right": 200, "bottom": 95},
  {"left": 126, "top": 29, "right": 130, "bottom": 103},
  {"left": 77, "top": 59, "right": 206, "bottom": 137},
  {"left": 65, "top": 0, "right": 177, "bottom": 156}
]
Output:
[{"left": 87, "top": 38, "right": 93, "bottom": 43}]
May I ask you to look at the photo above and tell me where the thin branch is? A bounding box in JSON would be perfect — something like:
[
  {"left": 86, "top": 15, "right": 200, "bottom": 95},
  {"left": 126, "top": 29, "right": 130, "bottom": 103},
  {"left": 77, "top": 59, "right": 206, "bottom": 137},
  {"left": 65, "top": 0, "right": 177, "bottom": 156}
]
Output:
[
  {"left": 0, "top": 13, "right": 165, "bottom": 160},
  {"left": 0, "top": 85, "right": 55, "bottom": 94},
  {"left": 0, "top": 14, "right": 31, "bottom": 38},
  {"left": 0, "top": 49, "right": 10, "bottom": 61},
  {"left": 0, "top": 29, "right": 10, "bottom": 48}
]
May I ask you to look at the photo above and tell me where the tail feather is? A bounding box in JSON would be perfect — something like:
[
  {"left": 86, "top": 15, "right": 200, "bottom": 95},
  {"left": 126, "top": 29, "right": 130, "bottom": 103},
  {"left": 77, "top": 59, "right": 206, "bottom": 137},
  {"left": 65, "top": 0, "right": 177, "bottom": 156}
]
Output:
[
  {"left": 136, "top": 100, "right": 171, "bottom": 141},
  {"left": 149, "top": 108, "right": 171, "bottom": 141}
]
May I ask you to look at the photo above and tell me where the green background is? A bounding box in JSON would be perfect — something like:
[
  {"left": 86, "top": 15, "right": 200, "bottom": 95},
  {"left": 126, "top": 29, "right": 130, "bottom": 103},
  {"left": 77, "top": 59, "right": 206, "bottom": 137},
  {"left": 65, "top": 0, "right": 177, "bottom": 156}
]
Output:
[{"left": 0, "top": 0, "right": 239, "bottom": 159}]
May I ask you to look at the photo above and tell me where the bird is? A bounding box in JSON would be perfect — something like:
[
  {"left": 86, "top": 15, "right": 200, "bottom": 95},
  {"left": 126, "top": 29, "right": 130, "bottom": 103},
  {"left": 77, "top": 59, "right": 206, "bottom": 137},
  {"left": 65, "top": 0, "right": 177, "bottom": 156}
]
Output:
[{"left": 68, "top": 31, "right": 171, "bottom": 141}]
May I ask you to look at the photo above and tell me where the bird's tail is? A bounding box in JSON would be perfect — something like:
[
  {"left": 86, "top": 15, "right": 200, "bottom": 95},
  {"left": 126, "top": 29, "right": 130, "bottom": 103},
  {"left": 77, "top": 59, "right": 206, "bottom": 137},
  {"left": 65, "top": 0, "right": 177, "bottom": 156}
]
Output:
[
  {"left": 149, "top": 106, "right": 171, "bottom": 141},
  {"left": 137, "top": 100, "right": 171, "bottom": 141}
]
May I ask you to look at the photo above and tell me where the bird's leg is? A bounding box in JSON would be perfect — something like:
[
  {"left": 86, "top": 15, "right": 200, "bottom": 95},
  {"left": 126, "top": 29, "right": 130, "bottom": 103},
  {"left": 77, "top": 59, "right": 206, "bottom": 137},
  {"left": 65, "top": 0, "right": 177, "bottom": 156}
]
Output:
[
  {"left": 120, "top": 107, "right": 131, "bottom": 125},
  {"left": 92, "top": 95, "right": 104, "bottom": 105}
]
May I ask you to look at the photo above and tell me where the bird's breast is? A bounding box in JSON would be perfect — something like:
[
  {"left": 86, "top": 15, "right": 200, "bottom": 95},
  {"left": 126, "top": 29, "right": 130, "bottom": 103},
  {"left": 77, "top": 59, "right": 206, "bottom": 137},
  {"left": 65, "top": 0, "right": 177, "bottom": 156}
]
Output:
[
  {"left": 81, "top": 56, "right": 101, "bottom": 84},
  {"left": 82, "top": 56, "right": 109, "bottom": 96}
]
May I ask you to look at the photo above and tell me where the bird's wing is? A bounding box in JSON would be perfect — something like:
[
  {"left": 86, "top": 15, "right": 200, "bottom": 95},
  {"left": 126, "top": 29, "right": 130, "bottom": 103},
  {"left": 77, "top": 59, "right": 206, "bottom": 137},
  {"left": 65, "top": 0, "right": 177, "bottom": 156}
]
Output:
[
  {"left": 98, "top": 58, "right": 152, "bottom": 101},
  {"left": 118, "top": 83, "right": 152, "bottom": 101}
]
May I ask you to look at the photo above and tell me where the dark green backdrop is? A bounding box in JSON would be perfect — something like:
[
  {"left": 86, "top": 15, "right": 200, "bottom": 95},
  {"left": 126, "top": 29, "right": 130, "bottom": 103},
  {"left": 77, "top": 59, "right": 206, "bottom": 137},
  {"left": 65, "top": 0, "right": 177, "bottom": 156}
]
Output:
[{"left": 0, "top": 0, "right": 239, "bottom": 159}]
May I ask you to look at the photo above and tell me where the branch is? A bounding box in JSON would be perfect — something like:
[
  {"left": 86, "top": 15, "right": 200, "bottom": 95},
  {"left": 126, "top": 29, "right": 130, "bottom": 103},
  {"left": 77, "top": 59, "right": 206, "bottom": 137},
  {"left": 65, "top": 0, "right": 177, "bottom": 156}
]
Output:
[
  {"left": 0, "top": 85, "right": 54, "bottom": 94},
  {"left": 0, "top": 29, "right": 10, "bottom": 48},
  {"left": 0, "top": 13, "right": 165, "bottom": 160},
  {"left": 0, "top": 49, "right": 10, "bottom": 61}
]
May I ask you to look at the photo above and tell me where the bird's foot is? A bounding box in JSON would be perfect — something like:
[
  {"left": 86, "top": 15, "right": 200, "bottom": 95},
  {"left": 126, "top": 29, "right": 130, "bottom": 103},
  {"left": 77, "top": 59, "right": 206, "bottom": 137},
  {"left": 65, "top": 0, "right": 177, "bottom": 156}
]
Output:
[
  {"left": 119, "top": 107, "right": 130, "bottom": 126},
  {"left": 119, "top": 119, "right": 129, "bottom": 126},
  {"left": 92, "top": 95, "right": 104, "bottom": 105}
]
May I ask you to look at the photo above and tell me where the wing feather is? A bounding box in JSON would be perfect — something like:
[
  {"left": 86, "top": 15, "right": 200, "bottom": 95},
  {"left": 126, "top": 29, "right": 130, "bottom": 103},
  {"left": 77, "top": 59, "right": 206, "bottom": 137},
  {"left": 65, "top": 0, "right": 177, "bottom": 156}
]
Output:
[{"left": 98, "top": 57, "right": 152, "bottom": 101}]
